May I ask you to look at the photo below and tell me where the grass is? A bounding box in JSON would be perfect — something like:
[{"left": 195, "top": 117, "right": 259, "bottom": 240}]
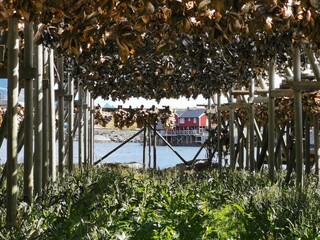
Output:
[{"left": 1, "top": 167, "right": 320, "bottom": 239}]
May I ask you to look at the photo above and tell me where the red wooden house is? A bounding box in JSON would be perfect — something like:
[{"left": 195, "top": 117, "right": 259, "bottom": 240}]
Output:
[
  {"left": 176, "top": 109, "right": 207, "bottom": 130},
  {"left": 158, "top": 108, "right": 208, "bottom": 145}
]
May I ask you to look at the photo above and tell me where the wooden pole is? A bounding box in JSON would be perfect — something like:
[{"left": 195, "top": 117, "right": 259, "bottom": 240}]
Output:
[
  {"left": 235, "top": 117, "right": 245, "bottom": 169},
  {"left": 257, "top": 125, "right": 268, "bottom": 170},
  {"left": 245, "top": 123, "right": 249, "bottom": 170},
  {"left": 207, "top": 97, "right": 213, "bottom": 163},
  {"left": 256, "top": 125, "right": 261, "bottom": 167},
  {"left": 229, "top": 89, "right": 235, "bottom": 170},
  {"left": 285, "top": 123, "right": 290, "bottom": 169},
  {"left": 42, "top": 48, "right": 49, "bottom": 185},
  {"left": 34, "top": 23, "right": 43, "bottom": 195},
  {"left": 304, "top": 48, "right": 320, "bottom": 82},
  {"left": 305, "top": 115, "right": 311, "bottom": 174},
  {"left": 153, "top": 122, "right": 157, "bottom": 170},
  {"left": 148, "top": 124, "right": 151, "bottom": 169},
  {"left": 78, "top": 83, "right": 84, "bottom": 170},
  {"left": 274, "top": 127, "right": 285, "bottom": 170},
  {"left": 217, "top": 93, "right": 222, "bottom": 173},
  {"left": 57, "top": 57, "right": 65, "bottom": 175},
  {"left": 6, "top": 16, "right": 19, "bottom": 227},
  {"left": 285, "top": 122, "right": 295, "bottom": 183},
  {"left": 143, "top": 126, "right": 147, "bottom": 170},
  {"left": 314, "top": 115, "right": 320, "bottom": 178},
  {"left": 23, "top": 21, "right": 34, "bottom": 204},
  {"left": 293, "top": 46, "right": 304, "bottom": 190},
  {"left": 68, "top": 72, "right": 74, "bottom": 171},
  {"left": 268, "top": 60, "right": 276, "bottom": 182},
  {"left": 239, "top": 136, "right": 244, "bottom": 169},
  {"left": 89, "top": 95, "right": 94, "bottom": 166},
  {"left": 48, "top": 49, "right": 56, "bottom": 181},
  {"left": 84, "top": 88, "right": 89, "bottom": 167},
  {"left": 274, "top": 124, "right": 287, "bottom": 171},
  {"left": 249, "top": 78, "right": 255, "bottom": 172}
]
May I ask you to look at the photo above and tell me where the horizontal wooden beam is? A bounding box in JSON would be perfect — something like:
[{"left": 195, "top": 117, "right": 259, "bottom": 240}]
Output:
[
  {"left": 231, "top": 89, "right": 268, "bottom": 96},
  {"left": 253, "top": 96, "right": 269, "bottom": 103},
  {"left": 222, "top": 102, "right": 250, "bottom": 109},
  {"left": 217, "top": 105, "right": 230, "bottom": 111},
  {"left": 270, "top": 89, "right": 293, "bottom": 98},
  {"left": 0, "top": 67, "right": 37, "bottom": 79},
  {"left": 293, "top": 81, "right": 320, "bottom": 91}
]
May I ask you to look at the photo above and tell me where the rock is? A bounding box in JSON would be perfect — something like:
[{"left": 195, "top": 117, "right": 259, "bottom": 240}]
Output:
[
  {"left": 192, "top": 159, "right": 210, "bottom": 171},
  {"left": 92, "top": 128, "right": 143, "bottom": 143},
  {"left": 94, "top": 135, "right": 111, "bottom": 142},
  {"left": 171, "top": 159, "right": 219, "bottom": 172},
  {"left": 102, "top": 162, "right": 143, "bottom": 170}
]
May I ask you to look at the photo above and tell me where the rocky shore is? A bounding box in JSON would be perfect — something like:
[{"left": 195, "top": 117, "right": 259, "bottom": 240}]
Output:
[{"left": 94, "top": 127, "right": 143, "bottom": 143}]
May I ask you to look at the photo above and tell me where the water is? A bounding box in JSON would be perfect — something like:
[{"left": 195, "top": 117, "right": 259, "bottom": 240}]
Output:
[
  {"left": 0, "top": 140, "right": 208, "bottom": 169},
  {"left": 94, "top": 142, "right": 208, "bottom": 169}
]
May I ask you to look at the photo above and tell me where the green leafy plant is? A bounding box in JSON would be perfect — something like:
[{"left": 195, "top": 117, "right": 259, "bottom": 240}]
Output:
[{"left": 1, "top": 167, "right": 320, "bottom": 239}]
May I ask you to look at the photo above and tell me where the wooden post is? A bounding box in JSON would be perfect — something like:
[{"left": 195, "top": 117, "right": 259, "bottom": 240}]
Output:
[
  {"left": 6, "top": 17, "right": 19, "bottom": 227},
  {"left": 239, "top": 136, "right": 244, "bottom": 169},
  {"left": 314, "top": 115, "right": 320, "bottom": 178},
  {"left": 84, "top": 88, "right": 89, "bottom": 167},
  {"left": 68, "top": 72, "right": 74, "bottom": 171},
  {"left": 217, "top": 93, "right": 222, "bottom": 173},
  {"left": 245, "top": 122, "right": 249, "bottom": 170},
  {"left": 78, "top": 83, "right": 84, "bottom": 171},
  {"left": 304, "top": 48, "right": 320, "bottom": 82},
  {"left": 207, "top": 97, "right": 213, "bottom": 163},
  {"left": 57, "top": 57, "right": 65, "bottom": 175},
  {"left": 148, "top": 124, "right": 151, "bottom": 169},
  {"left": 23, "top": 22, "right": 34, "bottom": 204},
  {"left": 143, "top": 126, "right": 147, "bottom": 170},
  {"left": 274, "top": 124, "right": 283, "bottom": 171},
  {"left": 235, "top": 117, "right": 245, "bottom": 170},
  {"left": 229, "top": 89, "right": 235, "bottom": 170},
  {"left": 257, "top": 125, "right": 268, "bottom": 170},
  {"left": 249, "top": 78, "right": 255, "bottom": 172},
  {"left": 153, "top": 121, "right": 157, "bottom": 170},
  {"left": 256, "top": 125, "right": 261, "bottom": 167},
  {"left": 285, "top": 122, "right": 296, "bottom": 183},
  {"left": 48, "top": 49, "right": 56, "bottom": 181},
  {"left": 34, "top": 23, "right": 43, "bottom": 195},
  {"left": 268, "top": 61, "right": 276, "bottom": 182},
  {"left": 285, "top": 123, "right": 290, "bottom": 168},
  {"left": 305, "top": 115, "right": 311, "bottom": 174},
  {"left": 42, "top": 48, "right": 49, "bottom": 185},
  {"left": 274, "top": 127, "right": 285, "bottom": 171},
  {"left": 89, "top": 95, "right": 94, "bottom": 166},
  {"left": 293, "top": 46, "right": 304, "bottom": 190}
]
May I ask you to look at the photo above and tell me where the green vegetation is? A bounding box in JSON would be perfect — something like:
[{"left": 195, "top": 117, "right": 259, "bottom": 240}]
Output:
[{"left": 1, "top": 166, "right": 320, "bottom": 239}]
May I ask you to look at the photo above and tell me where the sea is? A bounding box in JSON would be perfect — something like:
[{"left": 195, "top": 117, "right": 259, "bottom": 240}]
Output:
[{"left": 0, "top": 140, "right": 209, "bottom": 169}]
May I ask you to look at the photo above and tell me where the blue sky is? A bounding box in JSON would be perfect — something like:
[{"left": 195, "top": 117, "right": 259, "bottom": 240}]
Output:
[{"left": 0, "top": 78, "right": 7, "bottom": 100}]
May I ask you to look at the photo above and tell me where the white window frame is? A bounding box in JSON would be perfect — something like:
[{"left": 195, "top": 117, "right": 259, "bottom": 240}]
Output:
[{"left": 180, "top": 118, "right": 185, "bottom": 124}]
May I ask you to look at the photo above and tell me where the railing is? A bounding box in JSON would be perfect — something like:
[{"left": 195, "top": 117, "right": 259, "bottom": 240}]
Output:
[{"left": 159, "top": 128, "right": 208, "bottom": 136}]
